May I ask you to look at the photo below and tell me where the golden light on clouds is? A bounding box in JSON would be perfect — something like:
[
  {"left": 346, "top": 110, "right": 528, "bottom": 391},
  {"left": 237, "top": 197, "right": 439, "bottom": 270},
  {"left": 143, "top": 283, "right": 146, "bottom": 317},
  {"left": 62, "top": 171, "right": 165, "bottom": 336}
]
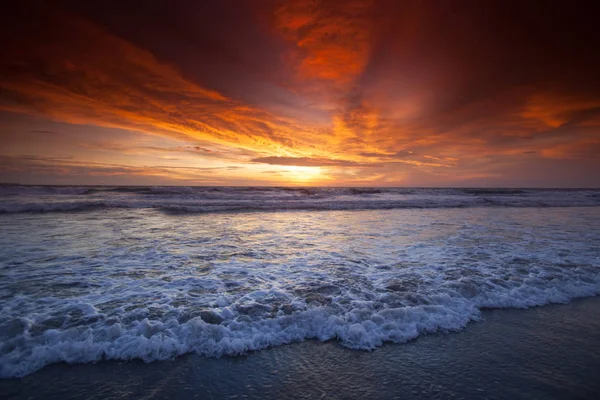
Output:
[
  {"left": 280, "top": 165, "right": 324, "bottom": 183},
  {"left": 1, "top": 1, "right": 599, "bottom": 187}
]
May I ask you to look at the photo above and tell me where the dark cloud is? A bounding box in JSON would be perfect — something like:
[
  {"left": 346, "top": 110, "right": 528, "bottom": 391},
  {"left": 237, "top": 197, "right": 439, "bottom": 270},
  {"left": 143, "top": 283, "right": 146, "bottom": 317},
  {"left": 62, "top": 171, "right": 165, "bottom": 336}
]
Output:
[
  {"left": 359, "top": 150, "right": 415, "bottom": 158},
  {"left": 0, "top": 154, "right": 248, "bottom": 186},
  {"left": 20, "top": 155, "right": 74, "bottom": 162},
  {"left": 251, "top": 156, "right": 373, "bottom": 167},
  {"left": 28, "top": 130, "right": 59, "bottom": 135}
]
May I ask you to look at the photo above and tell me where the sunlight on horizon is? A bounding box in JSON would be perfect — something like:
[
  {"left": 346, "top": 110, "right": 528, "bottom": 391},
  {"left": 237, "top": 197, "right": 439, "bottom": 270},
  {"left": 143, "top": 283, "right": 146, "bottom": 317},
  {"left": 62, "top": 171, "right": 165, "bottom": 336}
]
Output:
[{"left": 280, "top": 165, "right": 323, "bottom": 183}]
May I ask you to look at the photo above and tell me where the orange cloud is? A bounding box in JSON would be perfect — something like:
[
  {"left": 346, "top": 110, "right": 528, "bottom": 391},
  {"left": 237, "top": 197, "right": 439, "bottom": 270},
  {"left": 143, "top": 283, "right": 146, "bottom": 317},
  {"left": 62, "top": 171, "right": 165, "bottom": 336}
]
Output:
[
  {"left": 0, "top": 9, "right": 331, "bottom": 160},
  {"left": 521, "top": 93, "right": 600, "bottom": 130},
  {"left": 1, "top": 1, "right": 599, "bottom": 187},
  {"left": 274, "top": 0, "right": 374, "bottom": 86}
]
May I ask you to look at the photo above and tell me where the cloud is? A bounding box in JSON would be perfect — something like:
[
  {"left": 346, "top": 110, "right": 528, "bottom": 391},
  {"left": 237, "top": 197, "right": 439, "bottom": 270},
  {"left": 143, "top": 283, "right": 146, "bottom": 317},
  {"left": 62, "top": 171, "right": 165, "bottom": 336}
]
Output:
[
  {"left": 28, "top": 130, "right": 59, "bottom": 135},
  {"left": 251, "top": 155, "right": 449, "bottom": 169},
  {"left": 187, "top": 146, "right": 213, "bottom": 153},
  {"left": 251, "top": 156, "right": 369, "bottom": 167},
  {"left": 359, "top": 150, "right": 415, "bottom": 158},
  {"left": 20, "top": 155, "right": 74, "bottom": 162},
  {"left": 274, "top": 0, "right": 374, "bottom": 86},
  {"left": 1, "top": 1, "right": 599, "bottom": 186},
  {"left": 0, "top": 6, "right": 327, "bottom": 159},
  {"left": 0, "top": 154, "right": 246, "bottom": 185}
]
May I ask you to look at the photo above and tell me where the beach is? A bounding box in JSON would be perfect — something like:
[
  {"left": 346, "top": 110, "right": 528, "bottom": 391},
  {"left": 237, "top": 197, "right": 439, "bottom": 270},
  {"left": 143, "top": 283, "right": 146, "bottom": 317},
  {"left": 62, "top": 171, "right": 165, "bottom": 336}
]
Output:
[{"left": 2, "top": 296, "right": 600, "bottom": 399}]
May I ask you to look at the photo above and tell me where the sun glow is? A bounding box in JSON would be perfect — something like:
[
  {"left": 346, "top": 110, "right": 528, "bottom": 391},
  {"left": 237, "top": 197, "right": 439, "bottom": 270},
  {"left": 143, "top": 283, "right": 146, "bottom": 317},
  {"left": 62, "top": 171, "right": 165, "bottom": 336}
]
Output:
[{"left": 281, "top": 165, "right": 323, "bottom": 183}]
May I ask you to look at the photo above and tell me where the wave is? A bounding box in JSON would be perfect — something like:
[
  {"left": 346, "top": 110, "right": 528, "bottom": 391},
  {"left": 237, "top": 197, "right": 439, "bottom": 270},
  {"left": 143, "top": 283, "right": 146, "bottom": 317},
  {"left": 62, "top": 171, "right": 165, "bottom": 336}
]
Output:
[
  {"left": 0, "top": 197, "right": 598, "bottom": 214},
  {"left": 0, "top": 186, "right": 599, "bottom": 214},
  {"left": 459, "top": 188, "right": 527, "bottom": 195},
  {"left": 1, "top": 266, "right": 598, "bottom": 378},
  {"left": 1, "top": 200, "right": 598, "bottom": 378},
  {"left": 2, "top": 185, "right": 595, "bottom": 196}
]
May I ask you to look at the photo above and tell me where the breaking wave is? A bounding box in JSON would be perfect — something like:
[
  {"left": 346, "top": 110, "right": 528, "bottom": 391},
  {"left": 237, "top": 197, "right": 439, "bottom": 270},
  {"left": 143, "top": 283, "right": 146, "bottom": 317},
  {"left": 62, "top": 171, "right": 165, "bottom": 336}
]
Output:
[{"left": 1, "top": 205, "right": 599, "bottom": 377}]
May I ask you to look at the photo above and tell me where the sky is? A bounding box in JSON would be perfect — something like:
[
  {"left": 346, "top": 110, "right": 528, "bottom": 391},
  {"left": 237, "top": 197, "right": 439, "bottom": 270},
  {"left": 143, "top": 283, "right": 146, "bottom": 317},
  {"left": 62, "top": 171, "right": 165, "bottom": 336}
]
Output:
[{"left": 1, "top": 0, "right": 599, "bottom": 187}]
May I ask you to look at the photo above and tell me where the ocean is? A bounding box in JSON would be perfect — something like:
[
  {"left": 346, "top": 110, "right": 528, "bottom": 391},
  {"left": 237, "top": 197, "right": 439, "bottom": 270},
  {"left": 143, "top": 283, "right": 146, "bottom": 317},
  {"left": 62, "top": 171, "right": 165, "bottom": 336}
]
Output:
[{"left": 1, "top": 186, "right": 599, "bottom": 383}]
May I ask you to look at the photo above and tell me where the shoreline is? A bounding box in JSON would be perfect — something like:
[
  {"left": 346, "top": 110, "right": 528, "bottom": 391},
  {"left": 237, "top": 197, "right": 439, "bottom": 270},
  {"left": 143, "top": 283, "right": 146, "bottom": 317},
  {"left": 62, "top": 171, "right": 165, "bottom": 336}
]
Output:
[{"left": 2, "top": 296, "right": 600, "bottom": 399}]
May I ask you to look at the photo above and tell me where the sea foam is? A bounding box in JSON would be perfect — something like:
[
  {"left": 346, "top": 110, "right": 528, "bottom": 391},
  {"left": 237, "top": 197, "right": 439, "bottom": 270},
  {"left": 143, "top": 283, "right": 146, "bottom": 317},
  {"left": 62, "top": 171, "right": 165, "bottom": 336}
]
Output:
[{"left": 1, "top": 205, "right": 599, "bottom": 378}]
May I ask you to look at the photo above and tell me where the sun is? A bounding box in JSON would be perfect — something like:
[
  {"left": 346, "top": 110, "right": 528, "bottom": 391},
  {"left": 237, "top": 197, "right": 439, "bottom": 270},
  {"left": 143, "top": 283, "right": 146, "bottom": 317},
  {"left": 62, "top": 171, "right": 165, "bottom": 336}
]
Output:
[{"left": 281, "top": 165, "right": 322, "bottom": 183}]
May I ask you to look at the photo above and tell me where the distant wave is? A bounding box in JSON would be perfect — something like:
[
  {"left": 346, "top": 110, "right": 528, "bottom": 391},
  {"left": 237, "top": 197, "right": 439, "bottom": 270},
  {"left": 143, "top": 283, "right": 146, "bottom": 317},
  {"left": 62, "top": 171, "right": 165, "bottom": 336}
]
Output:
[
  {"left": 0, "top": 186, "right": 599, "bottom": 214},
  {"left": 459, "top": 188, "right": 527, "bottom": 195}
]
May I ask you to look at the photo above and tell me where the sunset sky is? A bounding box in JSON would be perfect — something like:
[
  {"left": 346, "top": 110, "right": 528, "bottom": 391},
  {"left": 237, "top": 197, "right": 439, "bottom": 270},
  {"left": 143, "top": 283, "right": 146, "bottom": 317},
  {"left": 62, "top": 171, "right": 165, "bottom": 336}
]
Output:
[{"left": 1, "top": 0, "right": 599, "bottom": 187}]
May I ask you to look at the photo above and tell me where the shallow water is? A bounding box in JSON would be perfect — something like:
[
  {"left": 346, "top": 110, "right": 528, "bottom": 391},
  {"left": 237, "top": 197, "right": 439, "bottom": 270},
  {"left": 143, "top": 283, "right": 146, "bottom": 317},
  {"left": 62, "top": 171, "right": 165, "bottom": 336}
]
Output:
[
  {"left": 2, "top": 297, "right": 600, "bottom": 399},
  {"left": 1, "top": 203, "right": 599, "bottom": 378}
]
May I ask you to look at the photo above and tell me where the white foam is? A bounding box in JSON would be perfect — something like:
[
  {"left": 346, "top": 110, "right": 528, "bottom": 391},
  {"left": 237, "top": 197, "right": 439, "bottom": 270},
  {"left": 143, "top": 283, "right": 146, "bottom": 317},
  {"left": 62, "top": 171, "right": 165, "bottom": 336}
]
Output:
[
  {"left": 1, "top": 277, "right": 599, "bottom": 378},
  {"left": 1, "top": 206, "right": 599, "bottom": 377}
]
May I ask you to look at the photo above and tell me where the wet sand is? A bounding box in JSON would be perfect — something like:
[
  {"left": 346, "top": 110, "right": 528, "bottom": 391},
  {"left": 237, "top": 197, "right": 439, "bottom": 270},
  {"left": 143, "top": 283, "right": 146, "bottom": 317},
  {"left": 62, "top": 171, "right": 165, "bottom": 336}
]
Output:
[{"left": 2, "top": 296, "right": 600, "bottom": 399}]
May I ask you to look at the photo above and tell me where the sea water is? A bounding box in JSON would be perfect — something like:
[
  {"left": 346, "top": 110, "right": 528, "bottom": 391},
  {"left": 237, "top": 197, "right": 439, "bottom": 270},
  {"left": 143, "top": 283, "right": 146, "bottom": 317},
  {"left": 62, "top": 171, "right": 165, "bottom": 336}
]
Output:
[{"left": 1, "top": 186, "right": 599, "bottom": 377}]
